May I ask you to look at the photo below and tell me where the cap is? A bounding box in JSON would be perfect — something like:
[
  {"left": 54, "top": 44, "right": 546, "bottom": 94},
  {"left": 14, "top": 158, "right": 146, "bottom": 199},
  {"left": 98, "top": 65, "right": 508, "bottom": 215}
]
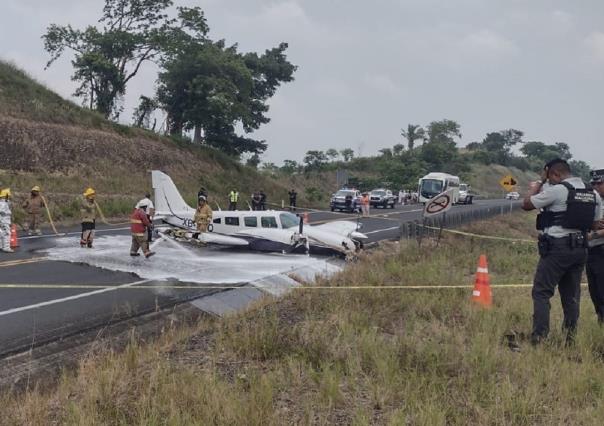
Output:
[
  {"left": 590, "top": 169, "right": 604, "bottom": 184},
  {"left": 31, "top": 185, "right": 41, "bottom": 192},
  {"left": 0, "top": 188, "right": 11, "bottom": 198},
  {"left": 198, "top": 195, "right": 207, "bottom": 202}
]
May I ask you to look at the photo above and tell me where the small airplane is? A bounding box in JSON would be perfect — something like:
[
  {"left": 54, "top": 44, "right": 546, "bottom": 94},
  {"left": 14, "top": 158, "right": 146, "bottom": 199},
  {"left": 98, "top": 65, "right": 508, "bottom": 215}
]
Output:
[{"left": 151, "top": 171, "right": 367, "bottom": 257}]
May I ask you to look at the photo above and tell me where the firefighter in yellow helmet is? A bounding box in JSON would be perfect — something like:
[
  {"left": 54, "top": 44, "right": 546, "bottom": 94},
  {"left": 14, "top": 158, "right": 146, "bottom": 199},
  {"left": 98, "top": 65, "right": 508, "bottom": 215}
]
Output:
[
  {"left": 0, "top": 189, "right": 13, "bottom": 253},
  {"left": 194, "top": 195, "right": 213, "bottom": 233},
  {"left": 80, "top": 187, "right": 97, "bottom": 248},
  {"left": 22, "top": 185, "right": 44, "bottom": 235}
]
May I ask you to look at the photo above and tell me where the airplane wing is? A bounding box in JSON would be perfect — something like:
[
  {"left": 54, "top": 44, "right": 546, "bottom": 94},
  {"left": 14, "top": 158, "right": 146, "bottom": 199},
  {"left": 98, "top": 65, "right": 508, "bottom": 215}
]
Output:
[
  {"left": 314, "top": 221, "right": 367, "bottom": 238},
  {"left": 158, "top": 228, "right": 249, "bottom": 246}
]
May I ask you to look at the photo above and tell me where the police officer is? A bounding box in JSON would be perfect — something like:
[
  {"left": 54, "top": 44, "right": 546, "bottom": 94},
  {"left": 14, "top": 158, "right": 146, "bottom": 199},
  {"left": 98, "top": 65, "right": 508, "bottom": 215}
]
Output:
[
  {"left": 587, "top": 169, "right": 604, "bottom": 323},
  {"left": 522, "top": 159, "right": 598, "bottom": 344}
]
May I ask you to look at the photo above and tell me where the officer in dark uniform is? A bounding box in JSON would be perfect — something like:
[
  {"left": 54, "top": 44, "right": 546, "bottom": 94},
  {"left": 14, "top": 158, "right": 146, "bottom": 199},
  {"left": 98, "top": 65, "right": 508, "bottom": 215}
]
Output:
[
  {"left": 587, "top": 169, "right": 604, "bottom": 323},
  {"left": 522, "top": 159, "right": 598, "bottom": 344}
]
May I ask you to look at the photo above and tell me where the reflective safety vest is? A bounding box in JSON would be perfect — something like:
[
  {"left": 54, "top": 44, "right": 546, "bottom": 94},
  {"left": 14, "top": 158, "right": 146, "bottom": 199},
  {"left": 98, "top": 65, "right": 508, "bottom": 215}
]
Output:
[{"left": 229, "top": 191, "right": 239, "bottom": 202}]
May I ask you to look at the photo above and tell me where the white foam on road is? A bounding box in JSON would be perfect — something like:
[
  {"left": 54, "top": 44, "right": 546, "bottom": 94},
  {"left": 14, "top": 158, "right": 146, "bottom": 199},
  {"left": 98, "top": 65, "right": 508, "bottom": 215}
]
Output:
[{"left": 45, "top": 235, "right": 340, "bottom": 284}]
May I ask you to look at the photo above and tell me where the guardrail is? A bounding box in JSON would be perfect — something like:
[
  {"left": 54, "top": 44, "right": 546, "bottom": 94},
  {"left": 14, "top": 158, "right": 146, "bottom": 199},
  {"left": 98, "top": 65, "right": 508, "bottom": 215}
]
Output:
[{"left": 399, "top": 202, "right": 522, "bottom": 240}]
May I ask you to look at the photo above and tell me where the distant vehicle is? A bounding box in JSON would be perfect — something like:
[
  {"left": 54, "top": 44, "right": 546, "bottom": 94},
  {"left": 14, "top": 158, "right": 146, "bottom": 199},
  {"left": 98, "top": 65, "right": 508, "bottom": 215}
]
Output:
[
  {"left": 370, "top": 189, "right": 396, "bottom": 208},
  {"left": 418, "top": 172, "right": 460, "bottom": 204},
  {"left": 506, "top": 191, "right": 520, "bottom": 200},
  {"left": 330, "top": 189, "right": 362, "bottom": 213},
  {"left": 458, "top": 183, "right": 473, "bottom": 204}
]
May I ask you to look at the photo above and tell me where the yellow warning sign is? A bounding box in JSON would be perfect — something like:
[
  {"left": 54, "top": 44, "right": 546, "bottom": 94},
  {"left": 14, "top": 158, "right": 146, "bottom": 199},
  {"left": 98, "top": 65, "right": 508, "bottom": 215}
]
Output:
[{"left": 499, "top": 175, "right": 517, "bottom": 192}]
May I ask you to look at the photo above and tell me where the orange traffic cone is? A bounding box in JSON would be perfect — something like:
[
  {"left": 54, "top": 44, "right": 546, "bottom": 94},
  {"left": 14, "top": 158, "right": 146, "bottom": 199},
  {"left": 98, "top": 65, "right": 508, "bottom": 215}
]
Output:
[
  {"left": 10, "top": 224, "right": 19, "bottom": 249},
  {"left": 472, "top": 254, "right": 492, "bottom": 307},
  {"left": 303, "top": 212, "right": 309, "bottom": 224}
]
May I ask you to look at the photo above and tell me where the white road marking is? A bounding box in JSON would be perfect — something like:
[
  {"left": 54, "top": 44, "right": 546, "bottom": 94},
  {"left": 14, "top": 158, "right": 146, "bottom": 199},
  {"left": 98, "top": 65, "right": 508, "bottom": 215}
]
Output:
[
  {"left": 364, "top": 226, "right": 401, "bottom": 235},
  {"left": 0, "top": 278, "right": 152, "bottom": 317}
]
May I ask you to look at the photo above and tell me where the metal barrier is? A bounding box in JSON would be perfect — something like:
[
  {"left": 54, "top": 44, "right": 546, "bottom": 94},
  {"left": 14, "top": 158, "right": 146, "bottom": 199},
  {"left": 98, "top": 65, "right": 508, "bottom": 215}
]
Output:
[{"left": 399, "top": 202, "right": 522, "bottom": 240}]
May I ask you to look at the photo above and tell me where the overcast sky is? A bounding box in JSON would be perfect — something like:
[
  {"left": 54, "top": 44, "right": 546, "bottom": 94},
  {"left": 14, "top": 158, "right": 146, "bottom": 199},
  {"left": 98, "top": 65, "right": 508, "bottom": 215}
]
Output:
[{"left": 1, "top": 0, "right": 603, "bottom": 166}]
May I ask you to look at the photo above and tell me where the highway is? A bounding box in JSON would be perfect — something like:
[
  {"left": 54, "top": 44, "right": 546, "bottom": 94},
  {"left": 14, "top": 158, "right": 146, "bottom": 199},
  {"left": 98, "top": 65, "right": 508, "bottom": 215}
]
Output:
[{"left": 0, "top": 198, "right": 516, "bottom": 358}]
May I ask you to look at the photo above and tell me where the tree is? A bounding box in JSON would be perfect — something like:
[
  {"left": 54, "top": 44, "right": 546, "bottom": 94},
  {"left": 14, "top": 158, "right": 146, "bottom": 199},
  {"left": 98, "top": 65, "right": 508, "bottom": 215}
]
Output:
[
  {"left": 303, "top": 150, "right": 328, "bottom": 170},
  {"left": 326, "top": 148, "right": 339, "bottom": 161},
  {"left": 156, "top": 9, "right": 297, "bottom": 155},
  {"left": 43, "top": 0, "right": 174, "bottom": 118},
  {"left": 281, "top": 159, "right": 300, "bottom": 175},
  {"left": 132, "top": 95, "right": 158, "bottom": 129},
  {"left": 392, "top": 144, "right": 405, "bottom": 156},
  {"left": 379, "top": 148, "right": 393, "bottom": 158},
  {"left": 569, "top": 160, "right": 591, "bottom": 182},
  {"left": 421, "top": 119, "right": 462, "bottom": 171},
  {"left": 246, "top": 153, "right": 261, "bottom": 169},
  {"left": 401, "top": 124, "right": 425, "bottom": 150},
  {"left": 340, "top": 148, "right": 354, "bottom": 162}
]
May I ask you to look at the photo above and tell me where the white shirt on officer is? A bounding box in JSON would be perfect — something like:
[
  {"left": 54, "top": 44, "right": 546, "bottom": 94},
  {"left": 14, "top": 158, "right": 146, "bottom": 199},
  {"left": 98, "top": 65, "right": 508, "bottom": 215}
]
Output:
[{"left": 530, "top": 177, "right": 595, "bottom": 238}]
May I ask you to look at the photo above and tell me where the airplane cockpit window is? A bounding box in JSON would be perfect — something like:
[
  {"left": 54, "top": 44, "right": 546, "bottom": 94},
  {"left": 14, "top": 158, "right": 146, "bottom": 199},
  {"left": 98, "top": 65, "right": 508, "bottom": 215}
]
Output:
[
  {"left": 279, "top": 212, "right": 299, "bottom": 229},
  {"left": 213, "top": 218, "right": 221, "bottom": 224},
  {"left": 244, "top": 217, "right": 258, "bottom": 227},
  {"left": 261, "top": 216, "right": 278, "bottom": 228},
  {"left": 225, "top": 217, "right": 240, "bottom": 226}
]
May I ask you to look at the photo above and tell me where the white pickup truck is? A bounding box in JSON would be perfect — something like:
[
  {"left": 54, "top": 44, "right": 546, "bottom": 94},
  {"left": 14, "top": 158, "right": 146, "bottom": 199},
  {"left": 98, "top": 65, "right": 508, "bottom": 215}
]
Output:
[{"left": 458, "top": 183, "right": 473, "bottom": 204}]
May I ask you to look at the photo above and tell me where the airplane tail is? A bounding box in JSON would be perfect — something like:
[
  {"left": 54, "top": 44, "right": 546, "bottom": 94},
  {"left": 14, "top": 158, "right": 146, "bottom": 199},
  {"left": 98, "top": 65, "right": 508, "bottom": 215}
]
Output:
[{"left": 151, "top": 170, "right": 195, "bottom": 217}]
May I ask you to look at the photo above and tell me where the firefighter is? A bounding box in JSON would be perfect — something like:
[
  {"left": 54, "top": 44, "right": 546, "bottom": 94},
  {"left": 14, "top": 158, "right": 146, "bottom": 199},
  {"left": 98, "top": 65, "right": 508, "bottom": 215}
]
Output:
[
  {"left": 22, "top": 185, "right": 44, "bottom": 235},
  {"left": 136, "top": 193, "right": 155, "bottom": 242},
  {"left": 194, "top": 195, "right": 213, "bottom": 232},
  {"left": 130, "top": 202, "right": 155, "bottom": 258},
  {"left": 587, "top": 169, "right": 604, "bottom": 323},
  {"left": 0, "top": 188, "right": 13, "bottom": 253},
  {"left": 80, "top": 187, "right": 97, "bottom": 248},
  {"left": 228, "top": 189, "right": 239, "bottom": 211}
]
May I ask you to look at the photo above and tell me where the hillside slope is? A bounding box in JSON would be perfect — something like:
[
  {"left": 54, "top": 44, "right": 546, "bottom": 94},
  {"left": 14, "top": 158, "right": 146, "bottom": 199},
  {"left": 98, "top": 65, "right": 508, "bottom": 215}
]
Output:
[{"left": 0, "top": 60, "right": 333, "bottom": 222}]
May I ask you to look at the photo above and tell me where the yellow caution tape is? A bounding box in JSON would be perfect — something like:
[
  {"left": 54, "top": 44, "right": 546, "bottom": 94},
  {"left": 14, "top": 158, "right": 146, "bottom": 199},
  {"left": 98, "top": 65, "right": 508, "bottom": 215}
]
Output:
[{"left": 422, "top": 226, "right": 535, "bottom": 243}]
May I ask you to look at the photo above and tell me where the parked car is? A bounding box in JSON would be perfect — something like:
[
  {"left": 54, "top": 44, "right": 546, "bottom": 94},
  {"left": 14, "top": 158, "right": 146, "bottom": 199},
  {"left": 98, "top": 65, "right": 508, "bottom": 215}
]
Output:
[
  {"left": 330, "top": 189, "right": 362, "bottom": 212},
  {"left": 369, "top": 189, "right": 396, "bottom": 208},
  {"left": 505, "top": 191, "right": 520, "bottom": 200}
]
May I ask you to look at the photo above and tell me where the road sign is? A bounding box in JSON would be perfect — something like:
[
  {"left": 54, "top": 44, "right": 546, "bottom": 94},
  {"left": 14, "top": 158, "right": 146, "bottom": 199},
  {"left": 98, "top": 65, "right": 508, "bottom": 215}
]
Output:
[
  {"left": 423, "top": 189, "right": 454, "bottom": 217},
  {"left": 499, "top": 175, "right": 518, "bottom": 192}
]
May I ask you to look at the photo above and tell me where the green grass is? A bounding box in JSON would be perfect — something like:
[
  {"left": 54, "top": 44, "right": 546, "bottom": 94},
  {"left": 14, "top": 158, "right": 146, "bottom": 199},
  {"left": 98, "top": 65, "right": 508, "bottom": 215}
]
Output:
[{"left": 4, "top": 212, "right": 604, "bottom": 424}]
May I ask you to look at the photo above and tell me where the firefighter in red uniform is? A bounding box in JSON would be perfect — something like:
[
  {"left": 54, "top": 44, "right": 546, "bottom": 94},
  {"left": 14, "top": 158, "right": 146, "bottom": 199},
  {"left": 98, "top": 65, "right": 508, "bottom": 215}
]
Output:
[{"left": 130, "top": 203, "right": 155, "bottom": 258}]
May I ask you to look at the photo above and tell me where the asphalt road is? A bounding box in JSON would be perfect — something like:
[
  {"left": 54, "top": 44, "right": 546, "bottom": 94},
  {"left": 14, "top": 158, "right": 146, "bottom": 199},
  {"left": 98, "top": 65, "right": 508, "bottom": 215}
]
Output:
[{"left": 0, "top": 198, "right": 517, "bottom": 356}]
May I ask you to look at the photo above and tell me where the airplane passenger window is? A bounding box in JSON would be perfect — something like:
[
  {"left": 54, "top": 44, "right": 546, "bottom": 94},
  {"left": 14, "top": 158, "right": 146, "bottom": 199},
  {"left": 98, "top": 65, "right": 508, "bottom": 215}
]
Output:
[
  {"left": 244, "top": 217, "right": 257, "bottom": 227},
  {"left": 213, "top": 218, "right": 221, "bottom": 224},
  {"left": 261, "top": 216, "right": 278, "bottom": 228},
  {"left": 225, "top": 217, "right": 240, "bottom": 226}
]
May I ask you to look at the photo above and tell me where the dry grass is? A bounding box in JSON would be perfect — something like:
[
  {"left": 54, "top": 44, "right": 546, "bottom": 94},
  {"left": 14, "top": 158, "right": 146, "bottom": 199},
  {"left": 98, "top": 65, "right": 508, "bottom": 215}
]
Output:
[{"left": 3, "top": 212, "right": 604, "bottom": 425}]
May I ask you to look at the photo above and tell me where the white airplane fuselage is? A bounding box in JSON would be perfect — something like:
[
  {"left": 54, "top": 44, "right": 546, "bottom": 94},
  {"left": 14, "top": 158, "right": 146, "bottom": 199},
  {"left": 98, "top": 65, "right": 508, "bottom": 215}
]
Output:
[{"left": 151, "top": 171, "right": 366, "bottom": 256}]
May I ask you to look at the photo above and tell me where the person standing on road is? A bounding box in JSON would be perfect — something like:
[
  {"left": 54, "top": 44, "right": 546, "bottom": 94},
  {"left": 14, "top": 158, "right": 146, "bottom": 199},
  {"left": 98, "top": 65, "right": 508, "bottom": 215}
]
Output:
[
  {"left": 194, "top": 196, "right": 213, "bottom": 233},
  {"left": 260, "top": 190, "right": 267, "bottom": 210},
  {"left": 0, "top": 189, "right": 14, "bottom": 253},
  {"left": 130, "top": 203, "right": 155, "bottom": 258},
  {"left": 587, "top": 169, "right": 604, "bottom": 323},
  {"left": 522, "top": 159, "right": 598, "bottom": 345},
  {"left": 22, "top": 185, "right": 44, "bottom": 235},
  {"left": 361, "top": 192, "right": 370, "bottom": 217},
  {"left": 251, "top": 191, "right": 261, "bottom": 210},
  {"left": 136, "top": 193, "right": 155, "bottom": 243},
  {"left": 288, "top": 189, "right": 297, "bottom": 211},
  {"left": 80, "top": 188, "right": 97, "bottom": 248},
  {"left": 398, "top": 189, "right": 405, "bottom": 205},
  {"left": 228, "top": 189, "right": 239, "bottom": 211}
]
